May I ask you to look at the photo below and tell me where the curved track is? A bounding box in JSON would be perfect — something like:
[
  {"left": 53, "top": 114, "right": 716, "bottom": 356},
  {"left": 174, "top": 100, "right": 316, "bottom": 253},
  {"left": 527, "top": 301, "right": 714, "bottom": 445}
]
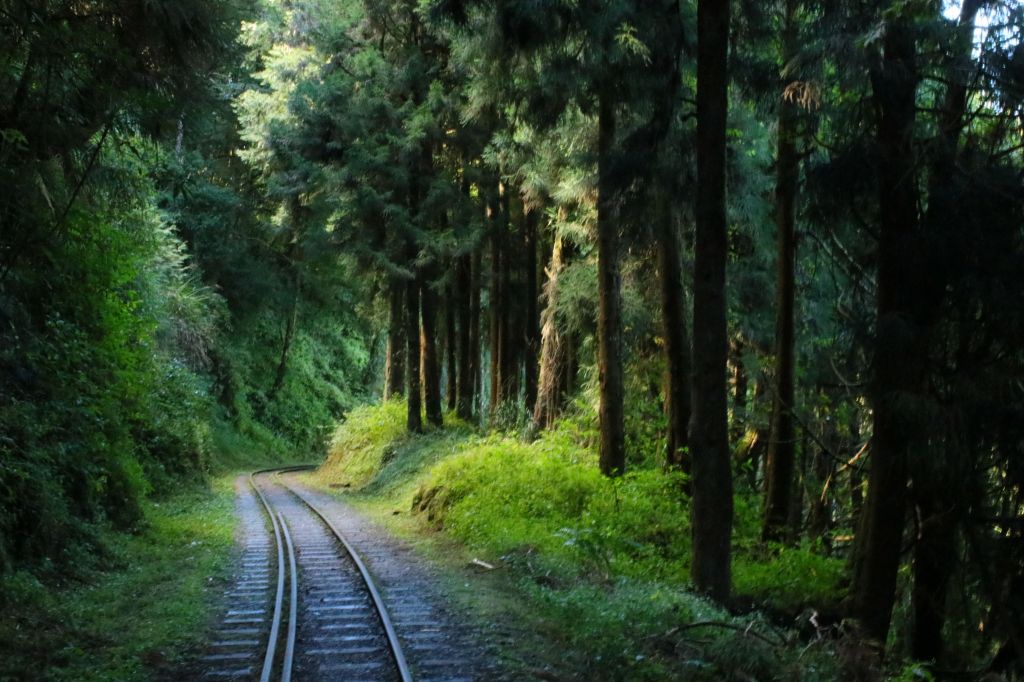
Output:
[{"left": 203, "top": 467, "right": 413, "bottom": 681}]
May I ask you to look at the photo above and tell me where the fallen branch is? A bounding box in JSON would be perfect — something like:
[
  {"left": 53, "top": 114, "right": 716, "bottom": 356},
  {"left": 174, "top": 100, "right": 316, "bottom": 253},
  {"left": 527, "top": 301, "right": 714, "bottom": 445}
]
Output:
[{"left": 673, "top": 621, "right": 784, "bottom": 647}]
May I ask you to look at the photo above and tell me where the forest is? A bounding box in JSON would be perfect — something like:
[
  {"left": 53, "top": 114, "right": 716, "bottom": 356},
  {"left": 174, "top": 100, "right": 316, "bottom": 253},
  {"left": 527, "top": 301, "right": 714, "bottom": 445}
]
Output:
[{"left": 1, "top": 0, "right": 1023, "bottom": 679}]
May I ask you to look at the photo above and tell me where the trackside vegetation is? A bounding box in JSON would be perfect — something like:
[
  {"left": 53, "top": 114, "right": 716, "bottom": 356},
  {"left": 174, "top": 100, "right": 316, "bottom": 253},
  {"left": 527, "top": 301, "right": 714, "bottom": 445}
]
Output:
[
  {"left": 0, "top": 478, "right": 237, "bottom": 681},
  {"left": 316, "top": 401, "right": 848, "bottom": 679}
]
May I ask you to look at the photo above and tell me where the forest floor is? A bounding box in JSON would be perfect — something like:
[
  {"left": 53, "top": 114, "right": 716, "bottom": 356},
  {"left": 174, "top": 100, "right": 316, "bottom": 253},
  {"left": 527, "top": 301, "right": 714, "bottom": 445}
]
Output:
[{"left": 0, "top": 476, "right": 239, "bottom": 681}]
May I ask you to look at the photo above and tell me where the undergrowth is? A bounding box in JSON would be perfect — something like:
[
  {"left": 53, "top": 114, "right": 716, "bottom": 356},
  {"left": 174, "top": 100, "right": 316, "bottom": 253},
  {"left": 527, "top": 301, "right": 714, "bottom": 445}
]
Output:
[
  {"left": 0, "top": 476, "right": 237, "bottom": 681},
  {"left": 317, "top": 400, "right": 848, "bottom": 680}
]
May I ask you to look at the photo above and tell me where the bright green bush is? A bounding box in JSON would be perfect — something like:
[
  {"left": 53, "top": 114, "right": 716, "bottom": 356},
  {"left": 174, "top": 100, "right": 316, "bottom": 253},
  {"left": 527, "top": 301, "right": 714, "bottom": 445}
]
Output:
[
  {"left": 318, "top": 400, "right": 408, "bottom": 486},
  {"left": 413, "top": 428, "right": 692, "bottom": 583},
  {"left": 323, "top": 402, "right": 846, "bottom": 614},
  {"left": 733, "top": 544, "right": 847, "bottom": 613}
]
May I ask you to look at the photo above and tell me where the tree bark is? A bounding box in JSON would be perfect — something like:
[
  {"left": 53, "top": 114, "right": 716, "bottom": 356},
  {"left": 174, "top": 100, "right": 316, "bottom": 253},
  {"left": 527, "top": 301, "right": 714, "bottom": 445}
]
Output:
[
  {"left": 524, "top": 207, "right": 540, "bottom": 415},
  {"left": 488, "top": 182, "right": 502, "bottom": 415},
  {"left": 786, "top": 428, "right": 807, "bottom": 543},
  {"left": 445, "top": 279, "right": 458, "bottom": 411},
  {"left": 534, "top": 235, "right": 572, "bottom": 428},
  {"left": 731, "top": 339, "right": 748, "bottom": 444},
  {"left": 596, "top": 89, "right": 626, "bottom": 477},
  {"left": 384, "top": 277, "right": 406, "bottom": 399},
  {"left": 456, "top": 252, "right": 474, "bottom": 420},
  {"left": 807, "top": 408, "right": 835, "bottom": 544},
  {"left": 657, "top": 194, "right": 692, "bottom": 472},
  {"left": 422, "top": 275, "right": 443, "bottom": 427},
  {"left": 470, "top": 243, "right": 482, "bottom": 416},
  {"left": 763, "top": 0, "right": 800, "bottom": 541},
  {"left": 912, "top": 498, "right": 956, "bottom": 661},
  {"left": 909, "top": 1, "right": 981, "bottom": 661},
  {"left": 853, "top": 17, "right": 921, "bottom": 646},
  {"left": 405, "top": 271, "right": 423, "bottom": 432},
  {"left": 690, "top": 0, "right": 733, "bottom": 601},
  {"left": 499, "top": 188, "right": 518, "bottom": 404}
]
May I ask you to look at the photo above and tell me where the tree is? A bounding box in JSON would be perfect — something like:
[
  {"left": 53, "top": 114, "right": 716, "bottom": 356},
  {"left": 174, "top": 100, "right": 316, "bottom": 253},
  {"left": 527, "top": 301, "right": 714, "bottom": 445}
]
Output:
[
  {"left": 384, "top": 278, "right": 407, "bottom": 399},
  {"left": 853, "top": 11, "right": 921, "bottom": 646},
  {"left": 762, "top": 0, "right": 801, "bottom": 542},
  {"left": 690, "top": 0, "right": 734, "bottom": 600},
  {"left": 595, "top": 87, "right": 626, "bottom": 476}
]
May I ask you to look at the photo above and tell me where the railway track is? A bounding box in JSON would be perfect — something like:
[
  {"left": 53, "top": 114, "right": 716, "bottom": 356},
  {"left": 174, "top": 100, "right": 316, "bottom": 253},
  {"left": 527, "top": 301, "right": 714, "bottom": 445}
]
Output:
[{"left": 203, "top": 467, "right": 413, "bottom": 681}]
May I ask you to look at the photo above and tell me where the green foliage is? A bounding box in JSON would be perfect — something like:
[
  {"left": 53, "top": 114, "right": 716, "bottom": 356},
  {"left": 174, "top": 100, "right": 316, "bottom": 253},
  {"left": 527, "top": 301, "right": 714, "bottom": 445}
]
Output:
[
  {"left": 889, "top": 663, "right": 936, "bottom": 682},
  {"left": 319, "top": 400, "right": 409, "bottom": 487},
  {"left": 0, "top": 163, "right": 222, "bottom": 569},
  {"left": 324, "top": 402, "right": 845, "bottom": 615},
  {"left": 319, "top": 401, "right": 841, "bottom": 680},
  {"left": 531, "top": 580, "right": 740, "bottom": 680},
  {"left": 733, "top": 544, "right": 847, "bottom": 613},
  {"left": 0, "top": 477, "right": 236, "bottom": 681}
]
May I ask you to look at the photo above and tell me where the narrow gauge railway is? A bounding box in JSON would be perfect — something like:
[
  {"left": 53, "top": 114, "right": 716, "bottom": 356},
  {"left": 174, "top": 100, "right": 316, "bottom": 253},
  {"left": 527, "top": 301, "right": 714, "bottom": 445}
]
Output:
[{"left": 202, "top": 467, "right": 412, "bottom": 681}]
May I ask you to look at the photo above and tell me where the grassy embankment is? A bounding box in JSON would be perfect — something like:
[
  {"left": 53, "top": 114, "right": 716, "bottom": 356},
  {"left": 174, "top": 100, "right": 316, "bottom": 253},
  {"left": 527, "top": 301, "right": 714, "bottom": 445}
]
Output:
[
  {"left": 312, "top": 400, "right": 849, "bottom": 681},
  {"left": 0, "top": 476, "right": 239, "bottom": 681}
]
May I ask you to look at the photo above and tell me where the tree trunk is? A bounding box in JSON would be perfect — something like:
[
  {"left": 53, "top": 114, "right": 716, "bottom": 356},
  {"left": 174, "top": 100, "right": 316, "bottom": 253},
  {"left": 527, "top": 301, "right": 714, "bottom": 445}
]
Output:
[
  {"left": 596, "top": 89, "right": 626, "bottom": 477},
  {"left": 534, "top": 235, "right": 571, "bottom": 428},
  {"left": 470, "top": 243, "right": 482, "bottom": 416},
  {"left": 524, "top": 207, "right": 540, "bottom": 415},
  {"left": 690, "top": 0, "right": 733, "bottom": 601},
  {"left": 786, "top": 427, "right": 807, "bottom": 543},
  {"left": 763, "top": 0, "right": 800, "bottom": 541},
  {"left": 807, "top": 410, "right": 835, "bottom": 544},
  {"left": 456, "top": 252, "right": 474, "bottom": 420},
  {"left": 657, "top": 194, "right": 692, "bottom": 472},
  {"left": 445, "top": 279, "right": 458, "bottom": 411},
  {"left": 912, "top": 498, "right": 956, "bottom": 661},
  {"left": 499, "top": 188, "right": 518, "bottom": 404},
  {"left": 405, "top": 272, "right": 423, "bottom": 432},
  {"left": 853, "top": 17, "right": 921, "bottom": 646},
  {"left": 384, "top": 278, "right": 406, "bottom": 399},
  {"left": 731, "top": 339, "right": 748, "bottom": 444},
  {"left": 488, "top": 182, "right": 502, "bottom": 415},
  {"left": 747, "top": 373, "right": 770, "bottom": 489},
  {"left": 422, "top": 276, "right": 443, "bottom": 427}
]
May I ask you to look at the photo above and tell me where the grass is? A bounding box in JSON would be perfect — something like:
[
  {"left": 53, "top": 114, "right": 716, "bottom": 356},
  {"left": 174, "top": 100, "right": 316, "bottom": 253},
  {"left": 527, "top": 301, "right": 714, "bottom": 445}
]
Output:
[
  {"left": 311, "top": 400, "right": 848, "bottom": 680},
  {"left": 0, "top": 475, "right": 238, "bottom": 682}
]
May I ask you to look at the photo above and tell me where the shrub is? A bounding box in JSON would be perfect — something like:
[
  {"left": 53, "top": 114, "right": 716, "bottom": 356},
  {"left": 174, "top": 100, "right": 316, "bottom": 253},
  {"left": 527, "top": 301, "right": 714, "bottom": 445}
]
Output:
[
  {"left": 413, "top": 428, "right": 692, "bottom": 583},
  {"left": 318, "top": 400, "right": 408, "bottom": 487},
  {"left": 733, "top": 544, "right": 847, "bottom": 613}
]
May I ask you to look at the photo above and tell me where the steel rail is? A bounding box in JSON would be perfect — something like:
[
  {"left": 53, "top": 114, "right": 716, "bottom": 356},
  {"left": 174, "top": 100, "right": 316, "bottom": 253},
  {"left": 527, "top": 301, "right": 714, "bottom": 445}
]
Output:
[
  {"left": 278, "top": 511, "right": 298, "bottom": 682},
  {"left": 273, "top": 468, "right": 414, "bottom": 682},
  {"left": 247, "top": 471, "right": 288, "bottom": 682}
]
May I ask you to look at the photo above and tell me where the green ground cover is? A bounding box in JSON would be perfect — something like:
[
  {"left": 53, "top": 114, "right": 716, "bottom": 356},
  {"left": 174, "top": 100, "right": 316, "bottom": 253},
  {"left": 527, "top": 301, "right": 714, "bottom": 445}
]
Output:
[
  {"left": 0, "top": 476, "right": 238, "bottom": 682},
  {"left": 313, "top": 401, "right": 848, "bottom": 680}
]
